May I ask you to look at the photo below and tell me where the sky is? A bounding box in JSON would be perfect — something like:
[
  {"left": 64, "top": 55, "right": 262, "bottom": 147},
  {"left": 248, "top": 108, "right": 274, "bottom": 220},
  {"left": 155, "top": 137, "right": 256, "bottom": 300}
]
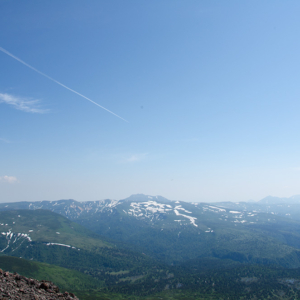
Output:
[{"left": 1, "top": 0, "right": 300, "bottom": 203}]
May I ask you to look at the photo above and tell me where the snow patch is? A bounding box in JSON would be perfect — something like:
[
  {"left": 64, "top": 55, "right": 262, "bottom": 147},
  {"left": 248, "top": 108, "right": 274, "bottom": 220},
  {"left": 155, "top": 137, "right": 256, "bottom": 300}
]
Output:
[
  {"left": 174, "top": 209, "right": 198, "bottom": 227},
  {"left": 175, "top": 205, "right": 192, "bottom": 214},
  {"left": 46, "top": 243, "right": 71, "bottom": 248},
  {"left": 208, "top": 206, "right": 226, "bottom": 212}
]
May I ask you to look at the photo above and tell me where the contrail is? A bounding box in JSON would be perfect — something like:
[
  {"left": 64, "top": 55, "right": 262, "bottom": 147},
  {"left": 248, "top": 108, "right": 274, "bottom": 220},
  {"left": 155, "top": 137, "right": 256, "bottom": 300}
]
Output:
[{"left": 0, "top": 46, "right": 128, "bottom": 122}]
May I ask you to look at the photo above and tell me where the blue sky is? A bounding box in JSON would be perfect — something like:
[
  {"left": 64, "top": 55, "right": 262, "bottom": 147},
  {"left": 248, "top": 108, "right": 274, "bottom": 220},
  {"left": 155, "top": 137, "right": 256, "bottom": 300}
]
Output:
[{"left": 1, "top": 0, "right": 300, "bottom": 202}]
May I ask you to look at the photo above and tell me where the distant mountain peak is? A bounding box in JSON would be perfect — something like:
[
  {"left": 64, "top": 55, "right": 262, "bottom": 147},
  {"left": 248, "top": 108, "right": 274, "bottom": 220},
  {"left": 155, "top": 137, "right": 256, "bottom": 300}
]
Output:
[
  {"left": 121, "top": 194, "right": 171, "bottom": 203},
  {"left": 259, "top": 195, "right": 300, "bottom": 204}
]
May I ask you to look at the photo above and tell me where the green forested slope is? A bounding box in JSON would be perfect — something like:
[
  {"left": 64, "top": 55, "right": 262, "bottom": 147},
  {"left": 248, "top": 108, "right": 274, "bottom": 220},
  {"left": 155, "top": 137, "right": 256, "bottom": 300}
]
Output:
[
  {"left": 0, "top": 210, "right": 165, "bottom": 287},
  {"left": 0, "top": 256, "right": 100, "bottom": 293}
]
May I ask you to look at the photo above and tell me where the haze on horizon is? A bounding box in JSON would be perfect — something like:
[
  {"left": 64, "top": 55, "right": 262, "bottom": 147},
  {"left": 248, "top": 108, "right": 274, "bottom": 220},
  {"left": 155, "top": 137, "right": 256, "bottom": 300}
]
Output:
[{"left": 1, "top": 1, "right": 300, "bottom": 203}]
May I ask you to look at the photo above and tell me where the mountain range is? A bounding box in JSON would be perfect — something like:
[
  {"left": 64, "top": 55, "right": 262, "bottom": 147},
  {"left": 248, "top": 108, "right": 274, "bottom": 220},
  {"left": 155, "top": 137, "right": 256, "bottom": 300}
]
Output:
[{"left": 2, "top": 194, "right": 300, "bottom": 299}]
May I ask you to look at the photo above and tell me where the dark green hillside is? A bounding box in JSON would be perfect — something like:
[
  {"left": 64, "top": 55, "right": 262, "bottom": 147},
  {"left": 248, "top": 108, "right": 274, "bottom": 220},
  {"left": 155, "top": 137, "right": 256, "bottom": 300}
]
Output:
[
  {"left": 76, "top": 209, "right": 300, "bottom": 268},
  {"left": 2, "top": 208, "right": 300, "bottom": 299},
  {"left": 0, "top": 209, "right": 110, "bottom": 251},
  {"left": 3, "top": 197, "right": 300, "bottom": 269},
  {"left": 107, "top": 264, "right": 300, "bottom": 299},
  {"left": 0, "top": 210, "right": 166, "bottom": 287},
  {"left": 5, "top": 255, "right": 300, "bottom": 299},
  {"left": 0, "top": 255, "right": 100, "bottom": 293}
]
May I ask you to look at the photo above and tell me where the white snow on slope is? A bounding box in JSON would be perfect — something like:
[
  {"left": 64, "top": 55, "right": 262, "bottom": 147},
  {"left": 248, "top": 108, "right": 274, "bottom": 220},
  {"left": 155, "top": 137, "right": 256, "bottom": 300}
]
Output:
[
  {"left": 174, "top": 209, "right": 198, "bottom": 227},
  {"left": 46, "top": 243, "right": 79, "bottom": 250},
  {"left": 175, "top": 205, "right": 192, "bottom": 214},
  {"left": 46, "top": 243, "right": 71, "bottom": 247},
  {"left": 128, "top": 201, "right": 200, "bottom": 227},
  {"left": 203, "top": 206, "right": 225, "bottom": 214},
  {"left": 0, "top": 231, "right": 32, "bottom": 252},
  {"left": 208, "top": 206, "right": 226, "bottom": 212},
  {"left": 129, "top": 201, "right": 172, "bottom": 218}
]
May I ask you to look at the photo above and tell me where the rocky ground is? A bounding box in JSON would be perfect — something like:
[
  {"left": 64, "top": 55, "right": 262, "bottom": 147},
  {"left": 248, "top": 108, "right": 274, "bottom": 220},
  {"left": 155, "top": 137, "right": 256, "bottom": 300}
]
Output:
[{"left": 0, "top": 269, "right": 79, "bottom": 299}]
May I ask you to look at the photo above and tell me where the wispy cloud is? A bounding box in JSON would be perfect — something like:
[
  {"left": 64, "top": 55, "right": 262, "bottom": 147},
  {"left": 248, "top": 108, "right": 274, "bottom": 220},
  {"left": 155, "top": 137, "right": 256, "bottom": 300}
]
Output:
[
  {"left": 0, "top": 93, "right": 48, "bottom": 113},
  {"left": 0, "top": 175, "right": 18, "bottom": 183},
  {"left": 0, "top": 138, "right": 11, "bottom": 143},
  {"left": 0, "top": 46, "right": 127, "bottom": 122},
  {"left": 127, "top": 153, "right": 148, "bottom": 163}
]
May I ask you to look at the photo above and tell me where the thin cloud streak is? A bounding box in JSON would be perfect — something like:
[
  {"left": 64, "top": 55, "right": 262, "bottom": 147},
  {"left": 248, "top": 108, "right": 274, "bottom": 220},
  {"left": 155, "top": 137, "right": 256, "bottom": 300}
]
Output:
[
  {"left": 0, "top": 46, "right": 128, "bottom": 122},
  {"left": 0, "top": 93, "right": 48, "bottom": 113}
]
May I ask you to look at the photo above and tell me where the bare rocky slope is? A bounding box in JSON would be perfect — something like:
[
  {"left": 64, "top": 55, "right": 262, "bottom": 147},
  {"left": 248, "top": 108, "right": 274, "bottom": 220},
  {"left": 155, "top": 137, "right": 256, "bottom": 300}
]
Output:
[{"left": 0, "top": 268, "right": 78, "bottom": 300}]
